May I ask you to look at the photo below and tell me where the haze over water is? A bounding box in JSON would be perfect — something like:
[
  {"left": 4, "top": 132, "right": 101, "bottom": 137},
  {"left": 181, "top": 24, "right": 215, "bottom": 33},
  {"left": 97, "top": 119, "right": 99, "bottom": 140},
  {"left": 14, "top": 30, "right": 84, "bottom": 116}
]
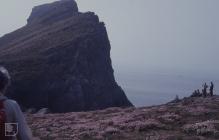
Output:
[{"left": 116, "top": 70, "right": 219, "bottom": 107}]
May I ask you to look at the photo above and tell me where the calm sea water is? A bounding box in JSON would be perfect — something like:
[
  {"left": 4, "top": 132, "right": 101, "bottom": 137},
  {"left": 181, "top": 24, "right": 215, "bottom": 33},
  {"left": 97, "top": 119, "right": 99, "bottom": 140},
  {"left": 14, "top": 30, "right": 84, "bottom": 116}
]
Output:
[{"left": 115, "top": 71, "right": 219, "bottom": 107}]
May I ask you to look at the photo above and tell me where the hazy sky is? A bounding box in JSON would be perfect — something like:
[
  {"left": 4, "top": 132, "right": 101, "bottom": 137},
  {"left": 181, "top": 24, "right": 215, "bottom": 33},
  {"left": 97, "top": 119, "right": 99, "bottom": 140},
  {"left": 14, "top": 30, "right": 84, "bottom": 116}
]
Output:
[{"left": 0, "top": 0, "right": 219, "bottom": 76}]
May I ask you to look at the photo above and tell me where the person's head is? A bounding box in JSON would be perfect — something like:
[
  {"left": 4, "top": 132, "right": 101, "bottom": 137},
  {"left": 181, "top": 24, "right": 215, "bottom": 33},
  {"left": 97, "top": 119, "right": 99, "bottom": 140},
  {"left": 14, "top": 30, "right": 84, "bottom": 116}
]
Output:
[{"left": 0, "top": 66, "right": 10, "bottom": 94}]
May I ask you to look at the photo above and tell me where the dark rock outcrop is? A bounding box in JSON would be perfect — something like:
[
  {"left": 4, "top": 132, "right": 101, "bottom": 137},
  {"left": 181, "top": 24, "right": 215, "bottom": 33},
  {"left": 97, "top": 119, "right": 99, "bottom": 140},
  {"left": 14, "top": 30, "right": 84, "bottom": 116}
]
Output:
[
  {"left": 0, "top": 0, "right": 133, "bottom": 112},
  {"left": 27, "top": 0, "right": 79, "bottom": 25}
]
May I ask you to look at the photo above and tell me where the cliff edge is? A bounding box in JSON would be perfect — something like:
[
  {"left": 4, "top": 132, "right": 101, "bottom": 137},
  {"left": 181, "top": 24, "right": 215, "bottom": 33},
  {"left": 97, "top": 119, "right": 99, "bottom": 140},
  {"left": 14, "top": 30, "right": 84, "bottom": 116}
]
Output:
[{"left": 0, "top": 0, "right": 133, "bottom": 112}]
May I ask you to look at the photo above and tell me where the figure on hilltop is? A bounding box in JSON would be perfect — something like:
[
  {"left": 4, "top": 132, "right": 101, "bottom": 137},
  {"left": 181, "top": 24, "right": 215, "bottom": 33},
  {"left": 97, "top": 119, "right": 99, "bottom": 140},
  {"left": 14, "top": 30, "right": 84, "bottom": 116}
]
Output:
[
  {"left": 209, "top": 82, "right": 214, "bottom": 96},
  {"left": 202, "top": 83, "right": 208, "bottom": 98},
  {"left": 197, "top": 89, "right": 201, "bottom": 96},
  {"left": 191, "top": 89, "right": 201, "bottom": 97},
  {"left": 191, "top": 82, "right": 215, "bottom": 98}
]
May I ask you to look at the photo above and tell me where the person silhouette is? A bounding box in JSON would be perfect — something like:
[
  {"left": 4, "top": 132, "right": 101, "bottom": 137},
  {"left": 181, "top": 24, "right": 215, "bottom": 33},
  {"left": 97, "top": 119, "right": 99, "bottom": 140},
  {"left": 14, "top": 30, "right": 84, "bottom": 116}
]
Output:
[
  {"left": 191, "top": 90, "right": 197, "bottom": 97},
  {"left": 202, "top": 83, "right": 208, "bottom": 98},
  {"left": 210, "top": 82, "right": 214, "bottom": 96},
  {"left": 0, "top": 66, "right": 32, "bottom": 140},
  {"left": 197, "top": 89, "right": 201, "bottom": 97}
]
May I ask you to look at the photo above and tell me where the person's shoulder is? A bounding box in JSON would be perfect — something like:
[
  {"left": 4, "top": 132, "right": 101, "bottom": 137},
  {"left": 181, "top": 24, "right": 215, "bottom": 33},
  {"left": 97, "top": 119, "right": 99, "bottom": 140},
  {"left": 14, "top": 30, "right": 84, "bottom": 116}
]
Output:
[
  {"left": 5, "top": 99, "right": 19, "bottom": 106},
  {"left": 4, "top": 99, "right": 23, "bottom": 114}
]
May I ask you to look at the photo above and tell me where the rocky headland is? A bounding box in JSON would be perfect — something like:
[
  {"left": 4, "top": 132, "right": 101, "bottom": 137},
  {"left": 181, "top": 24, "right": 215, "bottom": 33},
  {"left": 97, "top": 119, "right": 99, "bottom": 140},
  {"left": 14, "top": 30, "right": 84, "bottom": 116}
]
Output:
[
  {"left": 27, "top": 96, "right": 219, "bottom": 140},
  {"left": 1, "top": 1, "right": 218, "bottom": 140},
  {"left": 0, "top": 0, "right": 132, "bottom": 113}
]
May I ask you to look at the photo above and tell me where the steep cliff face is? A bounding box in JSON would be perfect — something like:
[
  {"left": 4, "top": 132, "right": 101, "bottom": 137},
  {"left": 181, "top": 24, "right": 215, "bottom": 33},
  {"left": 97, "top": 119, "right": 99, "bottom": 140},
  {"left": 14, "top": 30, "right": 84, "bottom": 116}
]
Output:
[{"left": 0, "top": 0, "right": 133, "bottom": 112}]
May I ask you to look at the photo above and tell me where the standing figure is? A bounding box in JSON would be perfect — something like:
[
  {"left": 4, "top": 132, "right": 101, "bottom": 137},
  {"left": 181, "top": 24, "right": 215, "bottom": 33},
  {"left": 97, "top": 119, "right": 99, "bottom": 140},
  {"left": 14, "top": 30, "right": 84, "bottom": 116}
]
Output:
[
  {"left": 197, "top": 89, "right": 201, "bottom": 97},
  {"left": 210, "top": 82, "right": 214, "bottom": 96},
  {"left": 202, "top": 83, "right": 208, "bottom": 98}
]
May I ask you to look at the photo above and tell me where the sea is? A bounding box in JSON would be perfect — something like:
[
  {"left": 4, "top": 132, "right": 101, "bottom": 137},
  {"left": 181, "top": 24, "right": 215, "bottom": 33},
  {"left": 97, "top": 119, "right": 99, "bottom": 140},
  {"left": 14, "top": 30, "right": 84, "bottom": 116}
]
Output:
[{"left": 115, "top": 70, "right": 219, "bottom": 107}]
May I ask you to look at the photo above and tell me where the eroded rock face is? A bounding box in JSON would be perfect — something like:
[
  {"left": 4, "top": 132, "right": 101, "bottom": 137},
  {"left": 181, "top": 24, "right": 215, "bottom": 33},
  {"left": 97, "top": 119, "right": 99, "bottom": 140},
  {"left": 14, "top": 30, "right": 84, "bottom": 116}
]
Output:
[
  {"left": 0, "top": 0, "right": 133, "bottom": 112},
  {"left": 27, "top": 0, "right": 79, "bottom": 25}
]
